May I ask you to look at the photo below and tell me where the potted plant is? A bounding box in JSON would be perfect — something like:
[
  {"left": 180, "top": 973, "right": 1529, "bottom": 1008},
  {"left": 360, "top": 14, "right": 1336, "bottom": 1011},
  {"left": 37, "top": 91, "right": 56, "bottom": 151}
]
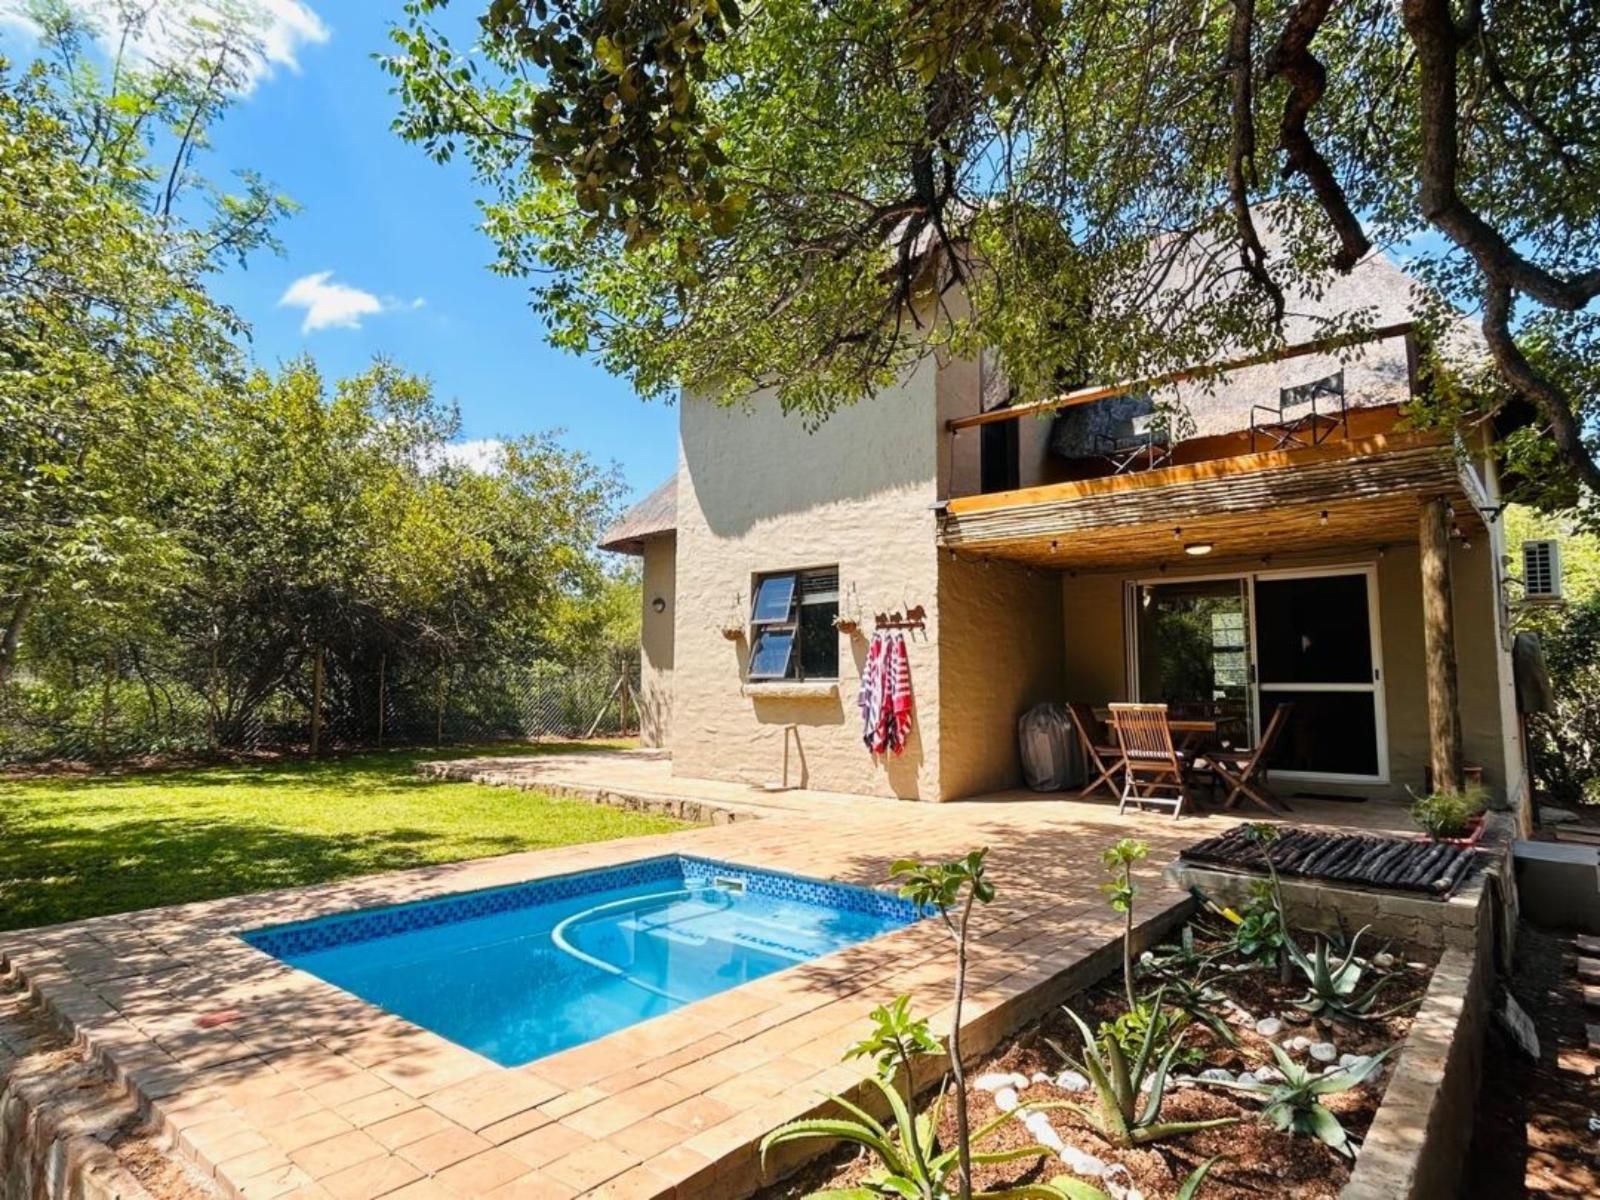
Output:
[{"left": 1409, "top": 783, "right": 1490, "bottom": 845}]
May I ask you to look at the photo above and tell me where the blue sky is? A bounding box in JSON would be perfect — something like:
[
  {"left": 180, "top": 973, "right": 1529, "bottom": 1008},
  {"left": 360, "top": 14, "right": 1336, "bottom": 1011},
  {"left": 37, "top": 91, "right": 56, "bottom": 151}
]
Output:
[{"left": 1, "top": 1, "right": 679, "bottom": 504}]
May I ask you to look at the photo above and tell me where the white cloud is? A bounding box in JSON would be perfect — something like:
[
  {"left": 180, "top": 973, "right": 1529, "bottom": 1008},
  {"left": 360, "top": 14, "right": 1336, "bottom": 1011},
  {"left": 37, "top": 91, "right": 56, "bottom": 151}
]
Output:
[
  {"left": 0, "top": 1, "right": 329, "bottom": 92},
  {"left": 278, "top": 271, "right": 421, "bottom": 334},
  {"left": 441, "top": 439, "right": 506, "bottom": 474}
]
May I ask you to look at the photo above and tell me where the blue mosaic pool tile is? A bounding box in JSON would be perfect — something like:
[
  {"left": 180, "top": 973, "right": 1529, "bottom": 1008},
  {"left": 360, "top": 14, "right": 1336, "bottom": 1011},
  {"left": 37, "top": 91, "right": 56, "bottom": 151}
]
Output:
[{"left": 242, "top": 854, "right": 921, "bottom": 960}]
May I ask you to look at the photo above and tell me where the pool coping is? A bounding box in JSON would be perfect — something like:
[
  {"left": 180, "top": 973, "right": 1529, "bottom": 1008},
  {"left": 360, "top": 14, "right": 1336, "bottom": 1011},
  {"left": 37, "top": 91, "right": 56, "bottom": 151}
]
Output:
[
  {"left": 0, "top": 813, "right": 1197, "bottom": 1200},
  {"left": 239, "top": 853, "right": 924, "bottom": 1071}
]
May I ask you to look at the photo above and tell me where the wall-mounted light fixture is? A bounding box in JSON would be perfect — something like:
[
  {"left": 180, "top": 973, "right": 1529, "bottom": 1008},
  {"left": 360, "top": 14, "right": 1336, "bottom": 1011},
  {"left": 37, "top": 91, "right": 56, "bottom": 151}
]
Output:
[
  {"left": 1183, "top": 542, "right": 1214, "bottom": 556},
  {"left": 651, "top": 596, "right": 667, "bottom": 613}
]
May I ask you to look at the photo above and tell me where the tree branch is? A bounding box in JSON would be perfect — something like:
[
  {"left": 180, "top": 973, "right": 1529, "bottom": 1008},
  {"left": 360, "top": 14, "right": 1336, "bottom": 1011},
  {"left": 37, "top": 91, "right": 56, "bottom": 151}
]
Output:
[
  {"left": 1265, "top": 0, "right": 1372, "bottom": 271},
  {"left": 1403, "top": 0, "right": 1600, "bottom": 311},
  {"left": 1226, "top": 0, "right": 1285, "bottom": 323},
  {"left": 1481, "top": 281, "right": 1600, "bottom": 494}
]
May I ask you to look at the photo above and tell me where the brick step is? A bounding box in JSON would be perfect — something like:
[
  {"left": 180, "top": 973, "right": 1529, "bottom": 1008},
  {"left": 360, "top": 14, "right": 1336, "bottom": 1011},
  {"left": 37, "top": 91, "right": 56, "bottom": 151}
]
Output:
[
  {"left": 1588, "top": 1023, "right": 1600, "bottom": 1052},
  {"left": 1579, "top": 957, "right": 1600, "bottom": 983},
  {"left": 1579, "top": 934, "right": 1600, "bottom": 956},
  {"left": 1585, "top": 985, "right": 1600, "bottom": 1010}
]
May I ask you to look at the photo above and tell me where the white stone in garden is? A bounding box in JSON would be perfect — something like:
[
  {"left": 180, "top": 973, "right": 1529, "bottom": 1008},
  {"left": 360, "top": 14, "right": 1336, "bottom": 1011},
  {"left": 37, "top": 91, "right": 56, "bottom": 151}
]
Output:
[
  {"left": 1031, "top": 1072, "right": 1054, "bottom": 1086},
  {"left": 994, "top": 1086, "right": 1020, "bottom": 1113},
  {"left": 1198, "top": 1068, "right": 1234, "bottom": 1083},
  {"left": 1255, "top": 1016, "right": 1283, "bottom": 1037},
  {"left": 1237, "top": 1071, "right": 1258, "bottom": 1086},
  {"left": 1309, "top": 1041, "right": 1339, "bottom": 1063},
  {"left": 1023, "top": 1111, "right": 1065, "bottom": 1153},
  {"left": 1055, "top": 1069, "right": 1091, "bottom": 1092},
  {"left": 1373, "top": 951, "right": 1397, "bottom": 969},
  {"left": 1285, "top": 1036, "right": 1313, "bottom": 1052},
  {"left": 1058, "top": 1144, "right": 1108, "bottom": 1177},
  {"left": 977, "top": 1072, "right": 1030, "bottom": 1092},
  {"left": 1252, "top": 1065, "right": 1285, "bottom": 1084}
]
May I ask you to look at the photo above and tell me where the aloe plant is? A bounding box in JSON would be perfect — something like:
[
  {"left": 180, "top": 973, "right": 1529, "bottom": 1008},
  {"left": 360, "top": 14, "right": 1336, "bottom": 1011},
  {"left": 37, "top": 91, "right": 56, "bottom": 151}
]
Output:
[
  {"left": 760, "top": 1073, "right": 1057, "bottom": 1199},
  {"left": 1042, "top": 990, "right": 1241, "bottom": 1148},
  {"left": 1195, "top": 1042, "right": 1391, "bottom": 1156},
  {"left": 1285, "top": 926, "right": 1392, "bottom": 1018}
]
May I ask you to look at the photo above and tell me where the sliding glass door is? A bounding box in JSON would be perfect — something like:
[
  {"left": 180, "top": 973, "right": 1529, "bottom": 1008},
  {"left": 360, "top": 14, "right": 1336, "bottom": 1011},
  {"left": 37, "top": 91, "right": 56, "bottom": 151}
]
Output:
[
  {"left": 1252, "top": 568, "right": 1386, "bottom": 781},
  {"left": 1130, "top": 566, "right": 1387, "bottom": 782},
  {"left": 1131, "top": 578, "right": 1253, "bottom": 749}
]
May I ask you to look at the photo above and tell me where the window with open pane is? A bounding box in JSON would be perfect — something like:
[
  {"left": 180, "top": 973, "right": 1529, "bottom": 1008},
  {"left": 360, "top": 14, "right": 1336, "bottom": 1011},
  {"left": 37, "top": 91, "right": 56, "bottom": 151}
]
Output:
[{"left": 747, "top": 568, "right": 839, "bottom": 681}]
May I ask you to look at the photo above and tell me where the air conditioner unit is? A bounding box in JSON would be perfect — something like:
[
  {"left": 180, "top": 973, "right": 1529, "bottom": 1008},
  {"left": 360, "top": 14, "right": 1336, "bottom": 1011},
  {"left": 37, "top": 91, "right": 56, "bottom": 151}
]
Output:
[{"left": 1522, "top": 539, "right": 1563, "bottom": 601}]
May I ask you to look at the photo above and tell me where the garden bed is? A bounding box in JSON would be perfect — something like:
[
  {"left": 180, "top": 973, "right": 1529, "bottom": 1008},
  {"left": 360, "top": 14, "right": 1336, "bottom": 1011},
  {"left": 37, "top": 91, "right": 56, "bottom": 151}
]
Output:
[{"left": 758, "top": 912, "right": 1439, "bottom": 1200}]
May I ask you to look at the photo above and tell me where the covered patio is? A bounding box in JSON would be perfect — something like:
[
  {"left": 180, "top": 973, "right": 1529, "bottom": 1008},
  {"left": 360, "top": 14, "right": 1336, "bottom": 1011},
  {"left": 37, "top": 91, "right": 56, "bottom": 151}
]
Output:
[{"left": 938, "top": 411, "right": 1521, "bottom": 812}]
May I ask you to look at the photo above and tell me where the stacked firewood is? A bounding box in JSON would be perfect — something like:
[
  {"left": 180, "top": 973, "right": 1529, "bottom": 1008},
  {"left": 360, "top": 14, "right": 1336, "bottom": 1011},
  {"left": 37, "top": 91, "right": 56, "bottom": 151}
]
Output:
[{"left": 1182, "top": 825, "right": 1479, "bottom": 896}]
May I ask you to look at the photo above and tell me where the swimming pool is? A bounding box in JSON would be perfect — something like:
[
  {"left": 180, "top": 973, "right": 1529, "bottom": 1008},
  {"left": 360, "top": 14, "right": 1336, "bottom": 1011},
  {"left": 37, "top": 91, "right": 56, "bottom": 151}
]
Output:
[{"left": 243, "top": 855, "right": 921, "bottom": 1066}]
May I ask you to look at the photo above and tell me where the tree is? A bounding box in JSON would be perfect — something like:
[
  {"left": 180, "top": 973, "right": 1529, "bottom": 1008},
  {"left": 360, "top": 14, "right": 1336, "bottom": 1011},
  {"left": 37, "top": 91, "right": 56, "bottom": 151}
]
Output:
[
  {"left": 388, "top": 0, "right": 1600, "bottom": 507},
  {"left": 0, "top": 2, "right": 292, "bottom": 686},
  {"left": 167, "top": 357, "right": 624, "bottom": 742}
]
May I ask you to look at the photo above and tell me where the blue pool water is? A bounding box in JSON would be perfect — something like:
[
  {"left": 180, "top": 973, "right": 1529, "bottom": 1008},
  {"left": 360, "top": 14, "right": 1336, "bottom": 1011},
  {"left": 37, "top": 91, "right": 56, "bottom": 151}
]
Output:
[{"left": 242, "top": 855, "right": 920, "bottom": 1066}]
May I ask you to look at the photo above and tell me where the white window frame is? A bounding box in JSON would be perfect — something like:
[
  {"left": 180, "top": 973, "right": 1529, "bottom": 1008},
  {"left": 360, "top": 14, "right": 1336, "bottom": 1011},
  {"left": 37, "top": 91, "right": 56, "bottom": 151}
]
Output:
[{"left": 1125, "top": 561, "right": 1389, "bottom": 784}]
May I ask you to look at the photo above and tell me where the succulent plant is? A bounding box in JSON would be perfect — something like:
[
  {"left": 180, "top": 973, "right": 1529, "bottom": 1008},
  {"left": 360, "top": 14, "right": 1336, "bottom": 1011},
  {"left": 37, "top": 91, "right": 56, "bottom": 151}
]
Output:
[{"left": 1195, "top": 1041, "right": 1391, "bottom": 1156}]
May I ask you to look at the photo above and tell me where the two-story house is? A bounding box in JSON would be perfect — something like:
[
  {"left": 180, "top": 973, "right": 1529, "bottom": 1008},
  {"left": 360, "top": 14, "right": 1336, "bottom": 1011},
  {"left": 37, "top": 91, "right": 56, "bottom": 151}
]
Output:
[{"left": 600, "top": 248, "right": 1530, "bottom": 821}]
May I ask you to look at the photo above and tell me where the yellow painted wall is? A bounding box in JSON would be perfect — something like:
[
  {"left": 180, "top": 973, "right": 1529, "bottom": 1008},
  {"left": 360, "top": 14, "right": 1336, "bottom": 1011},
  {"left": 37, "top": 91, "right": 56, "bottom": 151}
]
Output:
[
  {"left": 638, "top": 535, "right": 676, "bottom": 748},
  {"left": 936, "top": 555, "right": 1065, "bottom": 797}
]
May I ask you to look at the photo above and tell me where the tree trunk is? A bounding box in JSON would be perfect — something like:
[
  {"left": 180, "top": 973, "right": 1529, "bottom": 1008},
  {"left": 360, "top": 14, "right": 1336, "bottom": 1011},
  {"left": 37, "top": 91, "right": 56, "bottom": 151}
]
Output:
[
  {"left": 377, "top": 653, "right": 386, "bottom": 747},
  {"left": 1420, "top": 498, "right": 1464, "bottom": 793},
  {"left": 951, "top": 896, "right": 976, "bottom": 1200},
  {"left": 310, "top": 646, "right": 324, "bottom": 757},
  {"left": 0, "top": 584, "right": 39, "bottom": 689}
]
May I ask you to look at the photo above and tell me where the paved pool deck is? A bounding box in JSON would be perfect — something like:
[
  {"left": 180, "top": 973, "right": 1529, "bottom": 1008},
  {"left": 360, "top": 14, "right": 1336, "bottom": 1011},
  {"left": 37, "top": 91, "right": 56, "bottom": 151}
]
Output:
[{"left": 0, "top": 752, "right": 1413, "bottom": 1200}]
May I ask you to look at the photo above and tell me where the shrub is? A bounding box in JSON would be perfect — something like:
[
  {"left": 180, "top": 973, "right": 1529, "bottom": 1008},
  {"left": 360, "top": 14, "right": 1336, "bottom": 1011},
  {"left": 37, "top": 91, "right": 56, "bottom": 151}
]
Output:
[{"left": 1409, "top": 784, "right": 1489, "bottom": 839}]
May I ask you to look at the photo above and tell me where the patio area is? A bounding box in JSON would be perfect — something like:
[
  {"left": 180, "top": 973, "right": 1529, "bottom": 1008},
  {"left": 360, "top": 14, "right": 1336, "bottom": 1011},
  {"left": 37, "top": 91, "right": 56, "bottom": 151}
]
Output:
[{"left": 1, "top": 752, "right": 1417, "bottom": 1200}]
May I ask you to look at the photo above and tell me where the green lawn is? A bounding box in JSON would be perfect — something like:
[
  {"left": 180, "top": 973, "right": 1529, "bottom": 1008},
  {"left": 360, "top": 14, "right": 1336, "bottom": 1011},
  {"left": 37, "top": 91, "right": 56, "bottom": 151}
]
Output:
[{"left": 0, "top": 742, "right": 690, "bottom": 932}]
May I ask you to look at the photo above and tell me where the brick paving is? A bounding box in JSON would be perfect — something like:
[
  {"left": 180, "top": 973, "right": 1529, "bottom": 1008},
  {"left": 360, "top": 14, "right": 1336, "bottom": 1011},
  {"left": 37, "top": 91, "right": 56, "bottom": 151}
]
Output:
[{"left": 0, "top": 753, "right": 1413, "bottom": 1199}]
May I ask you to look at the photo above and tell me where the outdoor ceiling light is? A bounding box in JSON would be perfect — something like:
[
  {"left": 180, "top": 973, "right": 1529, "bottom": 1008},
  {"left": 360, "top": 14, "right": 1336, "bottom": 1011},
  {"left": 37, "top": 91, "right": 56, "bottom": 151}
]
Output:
[{"left": 1184, "top": 542, "right": 1214, "bottom": 556}]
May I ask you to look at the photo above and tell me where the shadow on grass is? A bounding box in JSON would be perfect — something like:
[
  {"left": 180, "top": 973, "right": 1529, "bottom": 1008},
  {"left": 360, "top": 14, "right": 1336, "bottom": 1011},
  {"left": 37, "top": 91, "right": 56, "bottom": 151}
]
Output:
[{"left": 0, "top": 811, "right": 536, "bottom": 933}]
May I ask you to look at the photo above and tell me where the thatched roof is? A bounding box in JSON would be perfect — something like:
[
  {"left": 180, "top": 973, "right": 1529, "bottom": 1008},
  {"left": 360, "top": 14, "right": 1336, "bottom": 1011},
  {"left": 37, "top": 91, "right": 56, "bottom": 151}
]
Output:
[{"left": 598, "top": 476, "right": 677, "bottom": 554}]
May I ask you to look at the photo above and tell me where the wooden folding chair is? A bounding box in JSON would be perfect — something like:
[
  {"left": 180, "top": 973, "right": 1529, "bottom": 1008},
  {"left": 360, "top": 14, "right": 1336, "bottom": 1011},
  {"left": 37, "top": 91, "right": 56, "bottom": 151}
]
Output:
[
  {"left": 1066, "top": 702, "right": 1125, "bottom": 800},
  {"left": 1109, "top": 703, "right": 1194, "bottom": 820},
  {"left": 1212, "top": 702, "right": 1295, "bottom": 813}
]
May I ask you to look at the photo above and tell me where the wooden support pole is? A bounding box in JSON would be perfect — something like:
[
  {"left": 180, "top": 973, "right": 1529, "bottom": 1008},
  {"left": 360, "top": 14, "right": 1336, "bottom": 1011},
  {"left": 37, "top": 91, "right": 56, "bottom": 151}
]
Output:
[
  {"left": 1420, "top": 497, "right": 1464, "bottom": 793},
  {"left": 310, "top": 646, "right": 324, "bottom": 757},
  {"left": 376, "top": 652, "right": 386, "bottom": 747}
]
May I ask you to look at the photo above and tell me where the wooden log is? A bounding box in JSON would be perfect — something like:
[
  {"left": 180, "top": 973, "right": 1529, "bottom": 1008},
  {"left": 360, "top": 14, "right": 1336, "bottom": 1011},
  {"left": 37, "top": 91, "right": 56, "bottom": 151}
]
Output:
[{"left": 1420, "top": 497, "right": 1465, "bottom": 794}]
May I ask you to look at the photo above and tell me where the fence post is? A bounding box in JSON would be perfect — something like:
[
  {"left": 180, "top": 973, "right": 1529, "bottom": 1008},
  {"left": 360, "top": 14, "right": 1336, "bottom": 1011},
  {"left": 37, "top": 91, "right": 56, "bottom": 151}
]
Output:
[
  {"left": 310, "top": 646, "right": 324, "bottom": 757},
  {"left": 377, "top": 652, "right": 386, "bottom": 747},
  {"left": 207, "top": 636, "right": 220, "bottom": 751},
  {"left": 436, "top": 665, "right": 446, "bottom": 747},
  {"left": 99, "top": 649, "right": 113, "bottom": 761}
]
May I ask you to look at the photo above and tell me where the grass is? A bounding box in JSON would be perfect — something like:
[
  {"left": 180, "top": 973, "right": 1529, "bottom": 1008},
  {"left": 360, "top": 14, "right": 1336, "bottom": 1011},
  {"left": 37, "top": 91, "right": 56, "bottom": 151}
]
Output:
[{"left": 0, "top": 741, "right": 692, "bottom": 932}]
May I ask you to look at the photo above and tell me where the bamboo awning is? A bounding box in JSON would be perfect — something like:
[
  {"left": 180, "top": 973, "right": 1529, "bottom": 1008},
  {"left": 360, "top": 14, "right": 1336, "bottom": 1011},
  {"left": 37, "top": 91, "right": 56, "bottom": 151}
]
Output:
[{"left": 938, "top": 430, "right": 1487, "bottom": 570}]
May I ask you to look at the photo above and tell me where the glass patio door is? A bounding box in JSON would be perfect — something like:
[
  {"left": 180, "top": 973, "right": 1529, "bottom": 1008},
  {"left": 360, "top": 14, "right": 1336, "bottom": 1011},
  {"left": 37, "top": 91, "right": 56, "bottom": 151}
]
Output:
[
  {"left": 1131, "top": 578, "right": 1254, "bottom": 748},
  {"left": 1251, "top": 568, "right": 1387, "bottom": 781}
]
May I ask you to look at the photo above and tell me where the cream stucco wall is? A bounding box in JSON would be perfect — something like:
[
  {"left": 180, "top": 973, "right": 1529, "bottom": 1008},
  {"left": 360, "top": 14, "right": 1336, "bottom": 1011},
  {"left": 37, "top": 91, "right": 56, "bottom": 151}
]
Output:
[
  {"left": 936, "top": 555, "right": 1066, "bottom": 797},
  {"left": 638, "top": 535, "right": 676, "bottom": 749},
  {"left": 670, "top": 356, "right": 947, "bottom": 799},
  {"left": 1055, "top": 539, "right": 1523, "bottom": 808}
]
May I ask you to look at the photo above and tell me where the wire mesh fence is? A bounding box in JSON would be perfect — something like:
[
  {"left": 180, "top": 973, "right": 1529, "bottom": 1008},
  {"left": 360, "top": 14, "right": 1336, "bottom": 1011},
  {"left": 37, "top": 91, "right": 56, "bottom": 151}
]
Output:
[{"left": 0, "top": 646, "right": 640, "bottom": 765}]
